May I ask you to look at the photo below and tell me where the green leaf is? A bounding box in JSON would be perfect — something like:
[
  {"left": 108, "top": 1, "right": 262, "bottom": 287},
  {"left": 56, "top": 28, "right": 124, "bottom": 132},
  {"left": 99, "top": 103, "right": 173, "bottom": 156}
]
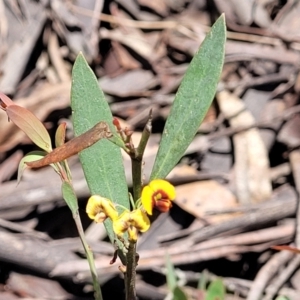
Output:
[
  {"left": 197, "top": 270, "right": 208, "bottom": 291},
  {"left": 71, "top": 53, "right": 130, "bottom": 244},
  {"left": 205, "top": 279, "right": 225, "bottom": 300},
  {"left": 173, "top": 286, "right": 188, "bottom": 300},
  {"left": 17, "top": 151, "right": 47, "bottom": 184},
  {"left": 165, "top": 253, "right": 177, "bottom": 291},
  {"left": 150, "top": 14, "right": 226, "bottom": 180},
  {"left": 6, "top": 105, "right": 52, "bottom": 153},
  {"left": 165, "top": 254, "right": 188, "bottom": 300},
  {"left": 61, "top": 181, "right": 79, "bottom": 214},
  {"left": 107, "top": 133, "right": 127, "bottom": 151}
]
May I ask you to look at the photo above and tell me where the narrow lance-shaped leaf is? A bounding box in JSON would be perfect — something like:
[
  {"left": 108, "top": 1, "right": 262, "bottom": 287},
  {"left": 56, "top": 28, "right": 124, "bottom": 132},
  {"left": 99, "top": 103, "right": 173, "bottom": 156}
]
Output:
[
  {"left": 17, "top": 151, "right": 48, "bottom": 184},
  {"left": 55, "top": 122, "right": 67, "bottom": 147},
  {"left": 71, "top": 53, "right": 130, "bottom": 244},
  {"left": 6, "top": 105, "right": 52, "bottom": 153},
  {"left": 0, "top": 92, "right": 15, "bottom": 109},
  {"left": 165, "top": 254, "right": 188, "bottom": 300},
  {"left": 150, "top": 14, "right": 226, "bottom": 180},
  {"left": 165, "top": 253, "right": 177, "bottom": 291},
  {"left": 62, "top": 181, "right": 79, "bottom": 214}
]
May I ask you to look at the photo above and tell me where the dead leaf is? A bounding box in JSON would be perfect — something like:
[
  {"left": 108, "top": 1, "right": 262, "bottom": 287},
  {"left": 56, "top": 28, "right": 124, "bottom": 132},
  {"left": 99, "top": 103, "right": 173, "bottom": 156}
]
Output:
[
  {"left": 112, "top": 41, "right": 142, "bottom": 70},
  {"left": 99, "top": 69, "right": 158, "bottom": 97},
  {"left": 217, "top": 90, "right": 272, "bottom": 204},
  {"left": 277, "top": 115, "right": 300, "bottom": 148},
  {"left": 100, "top": 27, "right": 155, "bottom": 60},
  {"left": 7, "top": 272, "right": 69, "bottom": 298},
  {"left": 175, "top": 180, "right": 237, "bottom": 223},
  {"left": 0, "top": 1, "right": 47, "bottom": 94},
  {"left": 137, "top": 0, "right": 168, "bottom": 16},
  {"left": 272, "top": 0, "right": 300, "bottom": 41}
]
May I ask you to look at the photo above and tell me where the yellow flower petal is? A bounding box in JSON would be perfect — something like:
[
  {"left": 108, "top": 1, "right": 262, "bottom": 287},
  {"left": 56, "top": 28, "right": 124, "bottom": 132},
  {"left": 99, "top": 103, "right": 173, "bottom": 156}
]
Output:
[
  {"left": 113, "top": 211, "right": 130, "bottom": 237},
  {"left": 86, "top": 195, "right": 118, "bottom": 222},
  {"left": 130, "top": 209, "right": 150, "bottom": 232},
  {"left": 128, "top": 227, "right": 138, "bottom": 242},
  {"left": 149, "top": 179, "right": 176, "bottom": 200},
  {"left": 112, "top": 209, "right": 150, "bottom": 239},
  {"left": 141, "top": 179, "right": 176, "bottom": 215},
  {"left": 141, "top": 185, "right": 154, "bottom": 215}
]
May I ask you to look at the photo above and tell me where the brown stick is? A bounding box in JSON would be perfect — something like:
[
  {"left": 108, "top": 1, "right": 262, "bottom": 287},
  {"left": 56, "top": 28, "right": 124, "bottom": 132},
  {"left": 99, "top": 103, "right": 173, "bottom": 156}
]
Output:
[
  {"left": 26, "top": 122, "right": 112, "bottom": 168},
  {"left": 247, "top": 250, "right": 294, "bottom": 300}
]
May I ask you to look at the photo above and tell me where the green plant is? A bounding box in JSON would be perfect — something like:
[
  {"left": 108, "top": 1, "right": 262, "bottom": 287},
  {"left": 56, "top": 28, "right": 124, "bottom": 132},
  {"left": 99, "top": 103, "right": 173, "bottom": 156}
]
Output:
[
  {"left": 204, "top": 279, "right": 226, "bottom": 300},
  {"left": 165, "top": 256, "right": 225, "bottom": 300},
  {"left": 0, "top": 14, "right": 226, "bottom": 300}
]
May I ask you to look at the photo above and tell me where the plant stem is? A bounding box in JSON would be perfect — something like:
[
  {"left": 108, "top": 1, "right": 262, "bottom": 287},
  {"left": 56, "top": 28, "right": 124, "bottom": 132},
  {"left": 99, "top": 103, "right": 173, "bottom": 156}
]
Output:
[
  {"left": 61, "top": 172, "right": 102, "bottom": 300},
  {"left": 136, "top": 110, "right": 152, "bottom": 162},
  {"left": 126, "top": 241, "right": 137, "bottom": 300},
  {"left": 74, "top": 213, "right": 103, "bottom": 300},
  {"left": 131, "top": 157, "right": 142, "bottom": 202},
  {"left": 126, "top": 111, "right": 152, "bottom": 300},
  {"left": 131, "top": 111, "right": 152, "bottom": 202}
]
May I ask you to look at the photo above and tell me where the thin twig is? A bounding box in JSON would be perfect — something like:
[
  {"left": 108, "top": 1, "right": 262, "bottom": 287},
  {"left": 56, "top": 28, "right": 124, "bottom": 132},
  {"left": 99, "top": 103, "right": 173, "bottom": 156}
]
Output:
[
  {"left": 247, "top": 250, "right": 294, "bottom": 300},
  {"left": 70, "top": 4, "right": 179, "bottom": 30},
  {"left": 69, "top": 3, "right": 300, "bottom": 50},
  {"left": 263, "top": 255, "right": 300, "bottom": 300},
  {"left": 289, "top": 150, "right": 300, "bottom": 247},
  {"left": 89, "top": 0, "right": 104, "bottom": 57},
  {"left": 207, "top": 104, "right": 300, "bottom": 141},
  {"left": 160, "top": 185, "right": 297, "bottom": 244}
]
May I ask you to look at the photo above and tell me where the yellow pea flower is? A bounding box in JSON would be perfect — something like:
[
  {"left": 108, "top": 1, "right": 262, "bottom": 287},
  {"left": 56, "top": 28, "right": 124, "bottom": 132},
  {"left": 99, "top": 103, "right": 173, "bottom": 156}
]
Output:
[
  {"left": 141, "top": 179, "right": 176, "bottom": 215},
  {"left": 113, "top": 209, "right": 150, "bottom": 241},
  {"left": 86, "top": 195, "right": 118, "bottom": 223}
]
